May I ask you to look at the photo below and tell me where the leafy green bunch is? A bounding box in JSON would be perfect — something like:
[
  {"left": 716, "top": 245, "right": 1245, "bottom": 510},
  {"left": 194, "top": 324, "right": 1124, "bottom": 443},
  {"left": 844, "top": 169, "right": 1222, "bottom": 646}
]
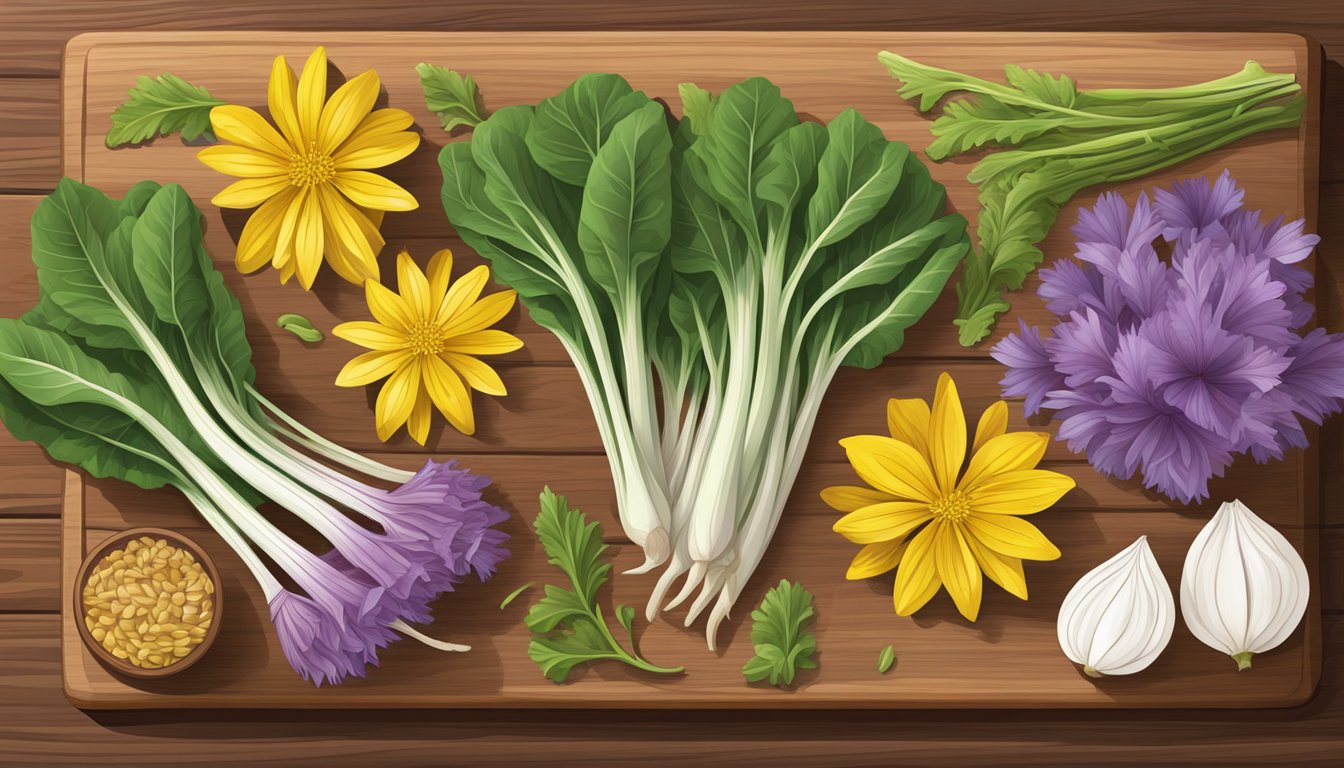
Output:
[{"left": 439, "top": 73, "right": 970, "bottom": 649}]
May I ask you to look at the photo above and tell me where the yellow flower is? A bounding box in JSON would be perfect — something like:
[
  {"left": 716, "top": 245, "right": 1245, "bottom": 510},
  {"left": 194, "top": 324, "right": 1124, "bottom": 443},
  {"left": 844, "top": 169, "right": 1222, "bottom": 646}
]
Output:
[
  {"left": 334, "top": 249, "right": 523, "bottom": 444},
  {"left": 198, "top": 46, "right": 420, "bottom": 290},
  {"left": 823, "top": 372, "right": 1074, "bottom": 621}
]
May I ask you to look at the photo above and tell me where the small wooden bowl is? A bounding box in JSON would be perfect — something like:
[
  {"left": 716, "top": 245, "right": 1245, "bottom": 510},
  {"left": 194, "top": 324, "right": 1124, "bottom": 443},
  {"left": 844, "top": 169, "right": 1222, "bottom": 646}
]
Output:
[{"left": 73, "top": 527, "right": 223, "bottom": 679}]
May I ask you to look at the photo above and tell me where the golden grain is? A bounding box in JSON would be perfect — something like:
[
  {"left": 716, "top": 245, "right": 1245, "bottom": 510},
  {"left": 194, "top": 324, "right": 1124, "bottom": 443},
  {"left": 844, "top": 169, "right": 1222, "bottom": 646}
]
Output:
[{"left": 81, "top": 536, "right": 214, "bottom": 670}]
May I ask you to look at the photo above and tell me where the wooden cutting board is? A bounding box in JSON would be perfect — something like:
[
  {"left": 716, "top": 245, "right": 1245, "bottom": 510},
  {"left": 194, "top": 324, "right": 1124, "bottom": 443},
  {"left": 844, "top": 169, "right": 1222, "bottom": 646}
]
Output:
[{"left": 56, "top": 31, "right": 1321, "bottom": 709}]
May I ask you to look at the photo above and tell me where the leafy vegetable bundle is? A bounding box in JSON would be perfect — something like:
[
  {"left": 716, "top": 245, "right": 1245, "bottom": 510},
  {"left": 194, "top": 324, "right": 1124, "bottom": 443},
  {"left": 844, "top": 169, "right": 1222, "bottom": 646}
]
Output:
[
  {"left": 879, "top": 55, "right": 1305, "bottom": 346},
  {"left": 439, "top": 74, "right": 970, "bottom": 647},
  {"left": 0, "top": 179, "right": 509, "bottom": 684}
]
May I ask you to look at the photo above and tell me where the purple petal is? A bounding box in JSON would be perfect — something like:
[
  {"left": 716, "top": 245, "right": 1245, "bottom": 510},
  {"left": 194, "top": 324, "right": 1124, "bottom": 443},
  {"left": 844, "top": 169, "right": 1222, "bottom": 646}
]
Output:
[
  {"left": 1279, "top": 327, "right": 1344, "bottom": 424},
  {"left": 1072, "top": 191, "right": 1163, "bottom": 251},
  {"left": 1046, "top": 309, "right": 1117, "bottom": 389},
  {"left": 990, "top": 320, "right": 1064, "bottom": 416},
  {"left": 1153, "top": 169, "right": 1244, "bottom": 240}
]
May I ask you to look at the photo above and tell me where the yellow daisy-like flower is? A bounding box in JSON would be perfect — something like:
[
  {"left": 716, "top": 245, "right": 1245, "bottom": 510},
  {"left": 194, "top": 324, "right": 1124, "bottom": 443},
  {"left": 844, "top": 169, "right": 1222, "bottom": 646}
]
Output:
[
  {"left": 198, "top": 46, "right": 420, "bottom": 290},
  {"left": 824, "top": 372, "right": 1075, "bottom": 621},
  {"left": 334, "top": 249, "right": 523, "bottom": 444}
]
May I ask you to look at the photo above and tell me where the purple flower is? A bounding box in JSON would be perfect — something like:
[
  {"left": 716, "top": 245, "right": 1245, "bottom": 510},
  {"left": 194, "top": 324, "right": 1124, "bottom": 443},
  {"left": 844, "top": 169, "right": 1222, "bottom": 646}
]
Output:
[
  {"left": 993, "top": 171, "right": 1343, "bottom": 503},
  {"left": 1153, "top": 169, "right": 1244, "bottom": 240},
  {"left": 269, "top": 589, "right": 397, "bottom": 687},
  {"left": 991, "top": 319, "right": 1064, "bottom": 416}
]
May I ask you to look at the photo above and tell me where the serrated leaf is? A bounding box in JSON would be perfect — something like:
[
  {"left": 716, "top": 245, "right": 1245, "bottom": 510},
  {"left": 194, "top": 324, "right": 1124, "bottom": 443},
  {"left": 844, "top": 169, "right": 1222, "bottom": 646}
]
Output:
[
  {"left": 741, "top": 579, "right": 817, "bottom": 688},
  {"left": 416, "top": 63, "right": 488, "bottom": 132},
  {"left": 524, "top": 584, "right": 590, "bottom": 633},
  {"left": 106, "top": 74, "right": 223, "bottom": 148},
  {"left": 534, "top": 487, "right": 611, "bottom": 605}
]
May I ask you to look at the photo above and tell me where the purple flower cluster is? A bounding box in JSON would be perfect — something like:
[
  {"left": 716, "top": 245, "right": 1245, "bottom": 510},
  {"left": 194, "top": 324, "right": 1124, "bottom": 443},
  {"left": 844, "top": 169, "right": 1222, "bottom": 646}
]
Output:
[
  {"left": 269, "top": 460, "right": 509, "bottom": 686},
  {"left": 992, "top": 171, "right": 1344, "bottom": 503}
]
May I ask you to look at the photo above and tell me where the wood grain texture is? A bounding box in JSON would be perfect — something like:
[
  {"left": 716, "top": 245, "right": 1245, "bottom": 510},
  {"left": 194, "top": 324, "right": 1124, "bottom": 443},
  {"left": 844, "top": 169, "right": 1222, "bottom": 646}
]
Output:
[
  {"left": 53, "top": 31, "right": 1320, "bottom": 710},
  {"left": 0, "top": 519, "right": 59, "bottom": 612},
  {"left": 1, "top": 610, "right": 1343, "bottom": 766},
  {"left": 0, "top": 79, "right": 59, "bottom": 192}
]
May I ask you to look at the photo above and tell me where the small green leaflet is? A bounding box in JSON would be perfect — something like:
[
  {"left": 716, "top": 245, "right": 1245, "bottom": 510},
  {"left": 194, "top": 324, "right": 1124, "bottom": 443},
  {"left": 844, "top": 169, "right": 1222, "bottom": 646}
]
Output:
[
  {"left": 499, "top": 582, "right": 534, "bottom": 610},
  {"left": 525, "top": 487, "right": 683, "bottom": 683},
  {"left": 276, "top": 313, "right": 323, "bottom": 343},
  {"left": 678, "top": 82, "right": 717, "bottom": 135},
  {"left": 417, "top": 63, "right": 488, "bottom": 132},
  {"left": 106, "top": 74, "right": 224, "bottom": 148},
  {"left": 877, "top": 644, "right": 895, "bottom": 674},
  {"left": 742, "top": 579, "right": 817, "bottom": 687}
]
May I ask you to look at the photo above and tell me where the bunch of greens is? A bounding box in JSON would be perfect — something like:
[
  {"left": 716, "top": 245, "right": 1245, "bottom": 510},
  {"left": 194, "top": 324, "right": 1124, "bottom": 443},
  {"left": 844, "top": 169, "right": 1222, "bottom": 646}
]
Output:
[
  {"left": 526, "top": 488, "right": 682, "bottom": 682},
  {"left": 0, "top": 179, "right": 509, "bottom": 685},
  {"left": 879, "top": 54, "right": 1305, "bottom": 346},
  {"left": 741, "top": 579, "right": 817, "bottom": 687},
  {"left": 439, "top": 73, "right": 970, "bottom": 648}
]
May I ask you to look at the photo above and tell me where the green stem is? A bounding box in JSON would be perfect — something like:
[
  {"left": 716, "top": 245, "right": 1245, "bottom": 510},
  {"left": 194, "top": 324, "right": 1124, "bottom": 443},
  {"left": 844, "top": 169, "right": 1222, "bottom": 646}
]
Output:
[{"left": 1233, "top": 651, "right": 1254, "bottom": 671}]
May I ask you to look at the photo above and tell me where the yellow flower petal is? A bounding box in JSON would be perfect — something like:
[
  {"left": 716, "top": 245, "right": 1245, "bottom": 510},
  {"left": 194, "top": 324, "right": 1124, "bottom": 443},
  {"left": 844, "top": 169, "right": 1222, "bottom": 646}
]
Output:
[
  {"left": 334, "top": 129, "right": 420, "bottom": 171},
  {"left": 820, "top": 484, "right": 893, "bottom": 513},
  {"left": 442, "top": 352, "right": 507, "bottom": 396},
  {"left": 319, "top": 69, "right": 380, "bottom": 152},
  {"left": 929, "top": 371, "right": 966, "bottom": 495},
  {"left": 972, "top": 400, "right": 1008, "bottom": 456},
  {"left": 886, "top": 397, "right": 931, "bottom": 462},
  {"left": 333, "top": 170, "right": 418, "bottom": 212},
  {"left": 363, "top": 279, "right": 415, "bottom": 333},
  {"left": 296, "top": 47, "right": 327, "bottom": 145},
  {"left": 441, "top": 290, "right": 518, "bottom": 337},
  {"left": 332, "top": 320, "right": 406, "bottom": 351},
  {"left": 846, "top": 539, "right": 908, "bottom": 580},
  {"left": 832, "top": 502, "right": 932, "bottom": 545},
  {"left": 374, "top": 357, "right": 420, "bottom": 442},
  {"left": 936, "top": 523, "right": 982, "bottom": 621},
  {"left": 963, "top": 514, "right": 1061, "bottom": 561},
  {"left": 405, "top": 381, "right": 432, "bottom": 446},
  {"left": 967, "top": 535, "right": 1028, "bottom": 601},
  {"left": 316, "top": 184, "right": 379, "bottom": 285},
  {"left": 211, "top": 175, "right": 291, "bottom": 209},
  {"left": 277, "top": 255, "right": 296, "bottom": 285},
  {"left": 210, "top": 104, "right": 292, "bottom": 159},
  {"left": 292, "top": 190, "right": 325, "bottom": 290},
  {"left": 396, "top": 250, "right": 432, "bottom": 318},
  {"left": 234, "top": 187, "right": 296, "bottom": 273},
  {"left": 424, "top": 355, "right": 475, "bottom": 435},
  {"left": 335, "top": 349, "right": 409, "bottom": 387},
  {"left": 435, "top": 264, "right": 489, "bottom": 325},
  {"left": 267, "top": 54, "right": 304, "bottom": 149},
  {"left": 426, "top": 249, "right": 454, "bottom": 300},
  {"left": 344, "top": 107, "right": 415, "bottom": 140},
  {"left": 197, "top": 145, "right": 287, "bottom": 178},
  {"left": 958, "top": 432, "right": 1051, "bottom": 492},
  {"left": 272, "top": 186, "right": 309, "bottom": 274},
  {"left": 838, "top": 435, "right": 939, "bottom": 503},
  {"left": 968, "top": 469, "right": 1076, "bottom": 516},
  {"left": 893, "top": 520, "right": 942, "bottom": 616},
  {"left": 441, "top": 329, "right": 524, "bottom": 356}
]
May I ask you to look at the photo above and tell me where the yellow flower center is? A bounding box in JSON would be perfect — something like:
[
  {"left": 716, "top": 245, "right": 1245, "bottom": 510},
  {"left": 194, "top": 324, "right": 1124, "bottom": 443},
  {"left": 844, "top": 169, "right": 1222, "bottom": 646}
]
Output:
[
  {"left": 929, "top": 490, "right": 973, "bottom": 522},
  {"left": 288, "top": 141, "right": 335, "bottom": 188},
  {"left": 405, "top": 319, "right": 448, "bottom": 356}
]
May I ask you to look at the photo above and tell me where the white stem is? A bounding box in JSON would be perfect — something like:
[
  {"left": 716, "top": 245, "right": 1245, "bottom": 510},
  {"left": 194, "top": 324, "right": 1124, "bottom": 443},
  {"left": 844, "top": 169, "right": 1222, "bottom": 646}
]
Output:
[{"left": 389, "top": 619, "right": 471, "bottom": 652}]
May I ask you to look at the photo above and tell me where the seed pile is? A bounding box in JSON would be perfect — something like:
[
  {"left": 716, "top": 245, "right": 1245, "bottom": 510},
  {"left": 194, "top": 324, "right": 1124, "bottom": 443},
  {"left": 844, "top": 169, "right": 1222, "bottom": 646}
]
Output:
[{"left": 82, "top": 536, "right": 214, "bottom": 669}]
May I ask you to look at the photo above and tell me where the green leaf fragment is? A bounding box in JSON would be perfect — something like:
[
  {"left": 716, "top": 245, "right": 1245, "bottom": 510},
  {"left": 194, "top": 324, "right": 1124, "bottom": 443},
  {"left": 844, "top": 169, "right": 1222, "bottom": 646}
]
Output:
[
  {"left": 526, "top": 487, "right": 682, "bottom": 683},
  {"left": 499, "top": 581, "right": 534, "bottom": 610},
  {"left": 106, "top": 74, "right": 224, "bottom": 148},
  {"left": 742, "top": 579, "right": 817, "bottom": 688},
  {"left": 417, "top": 63, "right": 488, "bottom": 132},
  {"left": 877, "top": 644, "right": 895, "bottom": 674},
  {"left": 276, "top": 313, "right": 323, "bottom": 343}
]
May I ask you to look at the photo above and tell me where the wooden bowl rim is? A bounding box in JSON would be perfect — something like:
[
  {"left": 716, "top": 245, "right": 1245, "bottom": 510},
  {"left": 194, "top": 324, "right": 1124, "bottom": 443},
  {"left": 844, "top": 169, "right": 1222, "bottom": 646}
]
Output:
[{"left": 73, "top": 526, "right": 223, "bottom": 680}]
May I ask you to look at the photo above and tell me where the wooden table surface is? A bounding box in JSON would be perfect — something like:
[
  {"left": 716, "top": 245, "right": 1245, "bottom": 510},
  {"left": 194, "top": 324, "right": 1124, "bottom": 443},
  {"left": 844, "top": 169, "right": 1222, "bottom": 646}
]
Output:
[{"left": 1, "top": 1, "right": 1343, "bottom": 765}]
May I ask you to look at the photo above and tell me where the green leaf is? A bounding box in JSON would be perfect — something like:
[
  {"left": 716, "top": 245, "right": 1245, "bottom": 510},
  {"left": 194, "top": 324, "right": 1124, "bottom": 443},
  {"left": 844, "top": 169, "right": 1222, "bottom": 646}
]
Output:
[
  {"left": 577, "top": 101, "right": 673, "bottom": 299},
  {"left": 678, "top": 83, "right": 717, "bottom": 135},
  {"left": 615, "top": 604, "right": 635, "bottom": 638},
  {"left": 804, "top": 109, "right": 907, "bottom": 252},
  {"left": 741, "top": 579, "right": 817, "bottom": 688},
  {"left": 528, "top": 74, "right": 652, "bottom": 186},
  {"left": 527, "top": 618, "right": 618, "bottom": 683},
  {"left": 276, "top": 313, "right": 324, "bottom": 343},
  {"left": 106, "top": 74, "right": 223, "bottom": 148},
  {"left": 877, "top": 644, "right": 895, "bottom": 674},
  {"left": 417, "top": 63, "right": 488, "bottom": 132},
  {"left": 534, "top": 487, "right": 611, "bottom": 606},
  {"left": 498, "top": 582, "right": 534, "bottom": 610}
]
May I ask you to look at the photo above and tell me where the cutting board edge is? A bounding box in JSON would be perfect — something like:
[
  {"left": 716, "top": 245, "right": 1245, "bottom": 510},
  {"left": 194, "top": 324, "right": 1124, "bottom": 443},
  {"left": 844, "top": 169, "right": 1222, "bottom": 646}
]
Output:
[{"left": 56, "top": 30, "right": 1323, "bottom": 712}]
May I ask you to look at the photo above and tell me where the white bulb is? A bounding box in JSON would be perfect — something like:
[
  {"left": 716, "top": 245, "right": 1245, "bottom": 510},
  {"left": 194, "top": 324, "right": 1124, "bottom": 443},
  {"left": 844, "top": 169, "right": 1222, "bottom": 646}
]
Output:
[
  {"left": 1057, "top": 536, "right": 1175, "bottom": 677},
  {"left": 1180, "top": 499, "right": 1309, "bottom": 671}
]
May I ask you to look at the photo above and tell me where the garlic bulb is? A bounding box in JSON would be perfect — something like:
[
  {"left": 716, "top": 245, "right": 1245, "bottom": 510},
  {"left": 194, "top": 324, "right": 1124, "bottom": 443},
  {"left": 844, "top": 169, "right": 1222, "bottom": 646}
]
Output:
[
  {"left": 1057, "top": 537, "right": 1175, "bottom": 677},
  {"left": 1181, "top": 499, "right": 1309, "bottom": 671}
]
